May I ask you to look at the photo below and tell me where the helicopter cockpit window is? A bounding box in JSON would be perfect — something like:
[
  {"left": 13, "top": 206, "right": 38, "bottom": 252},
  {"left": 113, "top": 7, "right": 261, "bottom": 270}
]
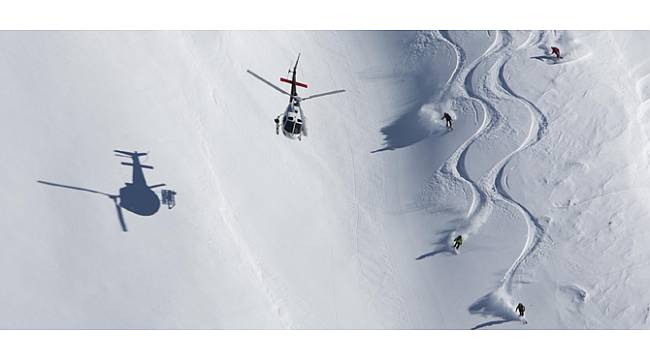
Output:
[
  {"left": 283, "top": 120, "right": 294, "bottom": 133},
  {"left": 283, "top": 120, "right": 301, "bottom": 134}
]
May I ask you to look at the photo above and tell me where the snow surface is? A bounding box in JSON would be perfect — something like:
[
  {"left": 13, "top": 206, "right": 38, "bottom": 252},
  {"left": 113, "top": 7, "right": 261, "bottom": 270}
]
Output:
[{"left": 1, "top": 30, "right": 649, "bottom": 329}]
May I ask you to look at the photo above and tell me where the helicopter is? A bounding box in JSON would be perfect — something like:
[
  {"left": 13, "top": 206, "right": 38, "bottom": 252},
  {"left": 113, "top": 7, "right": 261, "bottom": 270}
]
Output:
[
  {"left": 38, "top": 150, "right": 175, "bottom": 232},
  {"left": 247, "top": 53, "right": 346, "bottom": 140}
]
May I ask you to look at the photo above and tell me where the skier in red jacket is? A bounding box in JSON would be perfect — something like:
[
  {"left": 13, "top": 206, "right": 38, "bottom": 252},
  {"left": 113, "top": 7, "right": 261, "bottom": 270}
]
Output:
[{"left": 551, "top": 46, "right": 562, "bottom": 59}]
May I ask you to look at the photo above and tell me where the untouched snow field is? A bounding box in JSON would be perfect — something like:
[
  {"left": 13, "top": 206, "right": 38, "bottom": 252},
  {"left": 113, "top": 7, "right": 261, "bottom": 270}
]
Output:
[{"left": 0, "top": 30, "right": 649, "bottom": 329}]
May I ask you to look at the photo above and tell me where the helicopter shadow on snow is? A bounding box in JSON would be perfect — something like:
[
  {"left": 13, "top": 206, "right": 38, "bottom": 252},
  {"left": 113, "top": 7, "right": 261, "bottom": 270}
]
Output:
[{"left": 37, "top": 150, "right": 174, "bottom": 232}]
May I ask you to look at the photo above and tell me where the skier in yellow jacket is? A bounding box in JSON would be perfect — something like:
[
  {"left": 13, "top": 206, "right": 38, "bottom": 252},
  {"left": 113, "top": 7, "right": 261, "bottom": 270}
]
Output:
[{"left": 452, "top": 235, "right": 463, "bottom": 250}]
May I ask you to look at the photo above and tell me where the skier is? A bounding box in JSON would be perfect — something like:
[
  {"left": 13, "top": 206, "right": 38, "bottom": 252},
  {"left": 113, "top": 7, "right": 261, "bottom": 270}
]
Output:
[
  {"left": 452, "top": 235, "right": 463, "bottom": 250},
  {"left": 516, "top": 303, "right": 526, "bottom": 317},
  {"left": 274, "top": 116, "right": 280, "bottom": 135},
  {"left": 550, "top": 46, "right": 562, "bottom": 59},
  {"left": 442, "top": 112, "right": 453, "bottom": 130}
]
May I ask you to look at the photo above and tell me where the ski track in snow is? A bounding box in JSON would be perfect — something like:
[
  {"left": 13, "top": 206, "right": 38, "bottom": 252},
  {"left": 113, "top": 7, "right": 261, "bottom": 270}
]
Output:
[
  {"left": 494, "top": 31, "right": 550, "bottom": 294},
  {"left": 433, "top": 31, "right": 552, "bottom": 326},
  {"left": 434, "top": 30, "right": 500, "bottom": 238}
]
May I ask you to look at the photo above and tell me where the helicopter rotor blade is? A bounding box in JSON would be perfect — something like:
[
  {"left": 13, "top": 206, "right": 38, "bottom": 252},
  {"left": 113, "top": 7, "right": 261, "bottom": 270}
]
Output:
[
  {"left": 246, "top": 70, "right": 290, "bottom": 96},
  {"left": 301, "top": 89, "right": 346, "bottom": 101}
]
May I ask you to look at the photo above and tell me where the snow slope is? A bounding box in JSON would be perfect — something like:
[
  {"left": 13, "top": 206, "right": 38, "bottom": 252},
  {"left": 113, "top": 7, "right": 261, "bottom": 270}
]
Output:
[{"left": 0, "top": 30, "right": 648, "bottom": 329}]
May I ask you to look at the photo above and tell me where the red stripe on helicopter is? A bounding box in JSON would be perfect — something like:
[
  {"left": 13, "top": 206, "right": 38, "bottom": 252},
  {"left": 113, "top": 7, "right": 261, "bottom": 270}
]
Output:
[{"left": 280, "top": 77, "right": 309, "bottom": 88}]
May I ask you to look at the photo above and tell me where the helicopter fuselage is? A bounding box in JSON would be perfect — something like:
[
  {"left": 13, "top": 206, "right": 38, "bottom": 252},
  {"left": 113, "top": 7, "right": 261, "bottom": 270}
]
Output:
[
  {"left": 248, "top": 53, "right": 345, "bottom": 141},
  {"left": 280, "top": 98, "right": 305, "bottom": 139},
  {"left": 118, "top": 184, "right": 161, "bottom": 216},
  {"left": 117, "top": 152, "right": 162, "bottom": 216}
]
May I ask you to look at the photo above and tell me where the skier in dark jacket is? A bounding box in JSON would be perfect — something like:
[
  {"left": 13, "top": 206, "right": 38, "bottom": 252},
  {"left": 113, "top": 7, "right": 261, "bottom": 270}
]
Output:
[
  {"left": 516, "top": 303, "right": 526, "bottom": 317},
  {"left": 550, "top": 46, "right": 562, "bottom": 59},
  {"left": 442, "top": 112, "right": 453, "bottom": 130},
  {"left": 452, "top": 235, "right": 463, "bottom": 250}
]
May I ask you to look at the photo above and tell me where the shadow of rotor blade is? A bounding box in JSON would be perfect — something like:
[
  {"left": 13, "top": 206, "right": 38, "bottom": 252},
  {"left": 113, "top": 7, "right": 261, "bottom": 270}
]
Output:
[
  {"left": 37, "top": 180, "right": 113, "bottom": 197},
  {"left": 111, "top": 196, "right": 128, "bottom": 232}
]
